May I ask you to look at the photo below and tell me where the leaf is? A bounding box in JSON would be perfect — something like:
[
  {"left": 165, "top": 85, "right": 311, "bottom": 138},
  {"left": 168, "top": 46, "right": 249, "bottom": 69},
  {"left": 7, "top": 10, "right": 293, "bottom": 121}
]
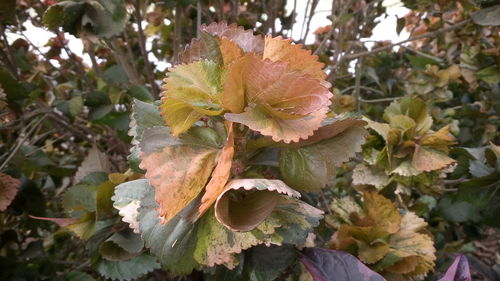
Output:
[
  {"left": 112, "top": 179, "right": 154, "bottom": 233},
  {"left": 160, "top": 60, "right": 224, "bottom": 136},
  {"left": 0, "top": 173, "right": 21, "bottom": 211},
  {"left": 352, "top": 163, "right": 390, "bottom": 189},
  {"left": 222, "top": 54, "right": 332, "bottom": 143},
  {"left": 139, "top": 134, "right": 218, "bottom": 224},
  {"left": 105, "top": 229, "right": 144, "bottom": 254},
  {"left": 192, "top": 122, "right": 235, "bottom": 221},
  {"left": 386, "top": 230, "right": 436, "bottom": 276},
  {"left": 471, "top": 5, "right": 500, "bottom": 26},
  {"left": 363, "top": 191, "right": 401, "bottom": 235},
  {"left": 280, "top": 126, "right": 367, "bottom": 191},
  {"left": 263, "top": 36, "right": 325, "bottom": 79},
  {"left": 357, "top": 241, "right": 390, "bottom": 264},
  {"left": 74, "top": 147, "right": 112, "bottom": 184},
  {"left": 291, "top": 118, "right": 367, "bottom": 147},
  {"left": 28, "top": 215, "right": 79, "bottom": 227},
  {"left": 65, "top": 271, "right": 96, "bottom": 281},
  {"left": 299, "top": 248, "right": 387, "bottom": 281},
  {"left": 383, "top": 97, "right": 432, "bottom": 136},
  {"left": 243, "top": 245, "right": 298, "bottom": 281},
  {"left": 219, "top": 37, "right": 244, "bottom": 67},
  {"left": 128, "top": 99, "right": 163, "bottom": 147},
  {"left": 128, "top": 85, "right": 153, "bottom": 102},
  {"left": 69, "top": 95, "right": 84, "bottom": 116},
  {"left": 43, "top": 5, "right": 64, "bottom": 30},
  {"left": 44, "top": 0, "right": 128, "bottom": 38},
  {"left": 412, "top": 145, "right": 456, "bottom": 172},
  {"left": 438, "top": 255, "right": 471, "bottom": 281},
  {"left": 475, "top": 65, "right": 500, "bottom": 86},
  {"left": 99, "top": 241, "right": 138, "bottom": 261},
  {"left": 95, "top": 254, "right": 160, "bottom": 281},
  {"left": 329, "top": 196, "right": 363, "bottom": 226},
  {"left": 95, "top": 181, "right": 116, "bottom": 219},
  {"left": 200, "top": 21, "right": 264, "bottom": 53},
  {"left": 214, "top": 178, "right": 300, "bottom": 231}
]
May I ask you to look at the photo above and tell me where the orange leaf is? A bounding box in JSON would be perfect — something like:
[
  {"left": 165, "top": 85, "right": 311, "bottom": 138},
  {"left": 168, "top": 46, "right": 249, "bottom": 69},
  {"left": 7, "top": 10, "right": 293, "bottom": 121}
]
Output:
[
  {"left": 226, "top": 104, "right": 328, "bottom": 143},
  {"left": 219, "top": 38, "right": 243, "bottom": 67},
  {"left": 263, "top": 35, "right": 326, "bottom": 79},
  {"left": 191, "top": 122, "right": 235, "bottom": 221},
  {"left": 139, "top": 145, "right": 218, "bottom": 224}
]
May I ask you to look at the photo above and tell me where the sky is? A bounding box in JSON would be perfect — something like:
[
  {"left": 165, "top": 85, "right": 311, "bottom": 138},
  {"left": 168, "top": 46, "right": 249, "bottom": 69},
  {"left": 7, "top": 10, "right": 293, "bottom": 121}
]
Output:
[{"left": 6, "top": 0, "right": 410, "bottom": 72}]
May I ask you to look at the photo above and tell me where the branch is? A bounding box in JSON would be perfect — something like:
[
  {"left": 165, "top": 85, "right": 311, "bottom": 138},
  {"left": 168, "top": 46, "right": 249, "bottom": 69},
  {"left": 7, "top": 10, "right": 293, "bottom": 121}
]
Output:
[
  {"left": 339, "top": 19, "right": 471, "bottom": 62},
  {"left": 340, "top": 85, "right": 385, "bottom": 96},
  {"left": 133, "top": 0, "right": 159, "bottom": 99}
]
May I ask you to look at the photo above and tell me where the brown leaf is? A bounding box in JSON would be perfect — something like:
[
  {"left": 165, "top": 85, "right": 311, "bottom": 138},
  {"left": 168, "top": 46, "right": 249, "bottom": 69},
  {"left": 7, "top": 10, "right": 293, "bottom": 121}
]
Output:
[
  {"left": 214, "top": 178, "right": 300, "bottom": 231},
  {"left": 191, "top": 122, "right": 235, "bottom": 221},
  {"left": 412, "top": 144, "right": 456, "bottom": 172},
  {"left": 420, "top": 125, "right": 456, "bottom": 153},
  {"left": 385, "top": 256, "right": 420, "bottom": 274},
  {"left": 0, "top": 172, "right": 20, "bottom": 211},
  {"left": 363, "top": 191, "right": 401, "bottom": 235},
  {"left": 263, "top": 35, "right": 326, "bottom": 79},
  {"left": 139, "top": 145, "right": 218, "bottom": 224}
]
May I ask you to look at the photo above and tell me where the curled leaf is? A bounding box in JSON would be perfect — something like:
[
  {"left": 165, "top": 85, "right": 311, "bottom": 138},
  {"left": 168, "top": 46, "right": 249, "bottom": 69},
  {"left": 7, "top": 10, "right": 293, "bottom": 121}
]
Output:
[{"left": 214, "top": 179, "right": 300, "bottom": 231}]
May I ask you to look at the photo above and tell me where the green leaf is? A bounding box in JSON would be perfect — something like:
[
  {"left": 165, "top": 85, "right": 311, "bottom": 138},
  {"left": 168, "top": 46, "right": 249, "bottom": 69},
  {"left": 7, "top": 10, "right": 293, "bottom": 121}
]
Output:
[
  {"left": 128, "top": 99, "right": 163, "bottom": 147},
  {"left": 44, "top": 0, "right": 128, "bottom": 38},
  {"left": 99, "top": 241, "right": 138, "bottom": 261},
  {"left": 65, "top": 271, "right": 97, "bottom": 281},
  {"left": 383, "top": 97, "right": 432, "bottom": 136},
  {"left": 396, "top": 16, "right": 405, "bottom": 35},
  {"left": 280, "top": 126, "right": 367, "bottom": 191},
  {"left": 95, "top": 181, "right": 116, "bottom": 219},
  {"left": 128, "top": 85, "right": 154, "bottom": 102},
  {"left": 243, "top": 245, "right": 298, "bottom": 281},
  {"left": 475, "top": 66, "right": 500, "bottom": 86},
  {"left": 43, "top": 5, "right": 64, "bottom": 30},
  {"left": 95, "top": 254, "right": 160, "bottom": 281},
  {"left": 471, "top": 5, "right": 500, "bottom": 26},
  {"left": 69, "top": 95, "right": 84, "bottom": 117},
  {"left": 74, "top": 147, "right": 112, "bottom": 184},
  {"left": 103, "top": 65, "right": 128, "bottom": 85}
]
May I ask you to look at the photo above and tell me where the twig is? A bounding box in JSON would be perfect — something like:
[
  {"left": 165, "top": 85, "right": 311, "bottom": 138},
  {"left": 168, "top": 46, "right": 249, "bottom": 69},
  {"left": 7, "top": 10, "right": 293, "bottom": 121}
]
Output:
[
  {"left": 173, "top": 3, "right": 182, "bottom": 59},
  {"left": 401, "top": 45, "right": 444, "bottom": 63},
  {"left": 299, "top": 0, "right": 311, "bottom": 42},
  {"left": 105, "top": 38, "right": 141, "bottom": 84},
  {"left": 354, "top": 58, "right": 362, "bottom": 112},
  {"left": 336, "top": 19, "right": 471, "bottom": 64},
  {"left": 86, "top": 41, "right": 102, "bottom": 76},
  {"left": 133, "top": 0, "right": 159, "bottom": 99},
  {"left": 340, "top": 85, "right": 385, "bottom": 96},
  {"left": 196, "top": 1, "right": 202, "bottom": 38},
  {"left": 0, "top": 115, "right": 47, "bottom": 171},
  {"left": 301, "top": 0, "right": 319, "bottom": 44},
  {"left": 359, "top": 97, "right": 399, "bottom": 103}
]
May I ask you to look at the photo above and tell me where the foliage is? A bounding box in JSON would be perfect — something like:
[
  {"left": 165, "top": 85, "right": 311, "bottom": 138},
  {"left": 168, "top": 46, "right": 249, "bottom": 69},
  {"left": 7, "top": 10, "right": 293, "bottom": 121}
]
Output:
[{"left": 1, "top": 0, "right": 499, "bottom": 280}]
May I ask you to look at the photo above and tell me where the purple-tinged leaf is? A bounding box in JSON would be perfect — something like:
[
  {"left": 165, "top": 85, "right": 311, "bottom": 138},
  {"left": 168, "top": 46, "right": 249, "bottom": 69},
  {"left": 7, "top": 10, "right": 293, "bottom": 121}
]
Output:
[
  {"left": 299, "top": 248, "right": 386, "bottom": 281},
  {"left": 438, "top": 255, "right": 471, "bottom": 281}
]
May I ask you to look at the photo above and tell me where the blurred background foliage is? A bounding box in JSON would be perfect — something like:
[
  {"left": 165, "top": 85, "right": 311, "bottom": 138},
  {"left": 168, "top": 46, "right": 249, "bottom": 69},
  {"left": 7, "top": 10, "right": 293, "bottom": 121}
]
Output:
[{"left": 0, "top": 0, "right": 499, "bottom": 280}]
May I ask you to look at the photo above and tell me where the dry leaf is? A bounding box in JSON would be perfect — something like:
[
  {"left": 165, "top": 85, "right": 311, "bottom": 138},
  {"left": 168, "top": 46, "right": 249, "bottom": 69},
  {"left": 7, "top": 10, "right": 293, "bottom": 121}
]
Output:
[{"left": 0, "top": 172, "right": 20, "bottom": 211}]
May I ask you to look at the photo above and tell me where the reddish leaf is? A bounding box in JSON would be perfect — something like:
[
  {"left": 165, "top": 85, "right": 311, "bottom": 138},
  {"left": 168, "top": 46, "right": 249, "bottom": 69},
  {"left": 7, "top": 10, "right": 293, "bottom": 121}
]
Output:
[
  {"left": 0, "top": 173, "right": 21, "bottom": 211},
  {"left": 29, "top": 215, "right": 79, "bottom": 227},
  {"left": 299, "top": 248, "right": 387, "bottom": 281},
  {"left": 438, "top": 255, "right": 471, "bottom": 281},
  {"left": 200, "top": 21, "right": 264, "bottom": 53}
]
